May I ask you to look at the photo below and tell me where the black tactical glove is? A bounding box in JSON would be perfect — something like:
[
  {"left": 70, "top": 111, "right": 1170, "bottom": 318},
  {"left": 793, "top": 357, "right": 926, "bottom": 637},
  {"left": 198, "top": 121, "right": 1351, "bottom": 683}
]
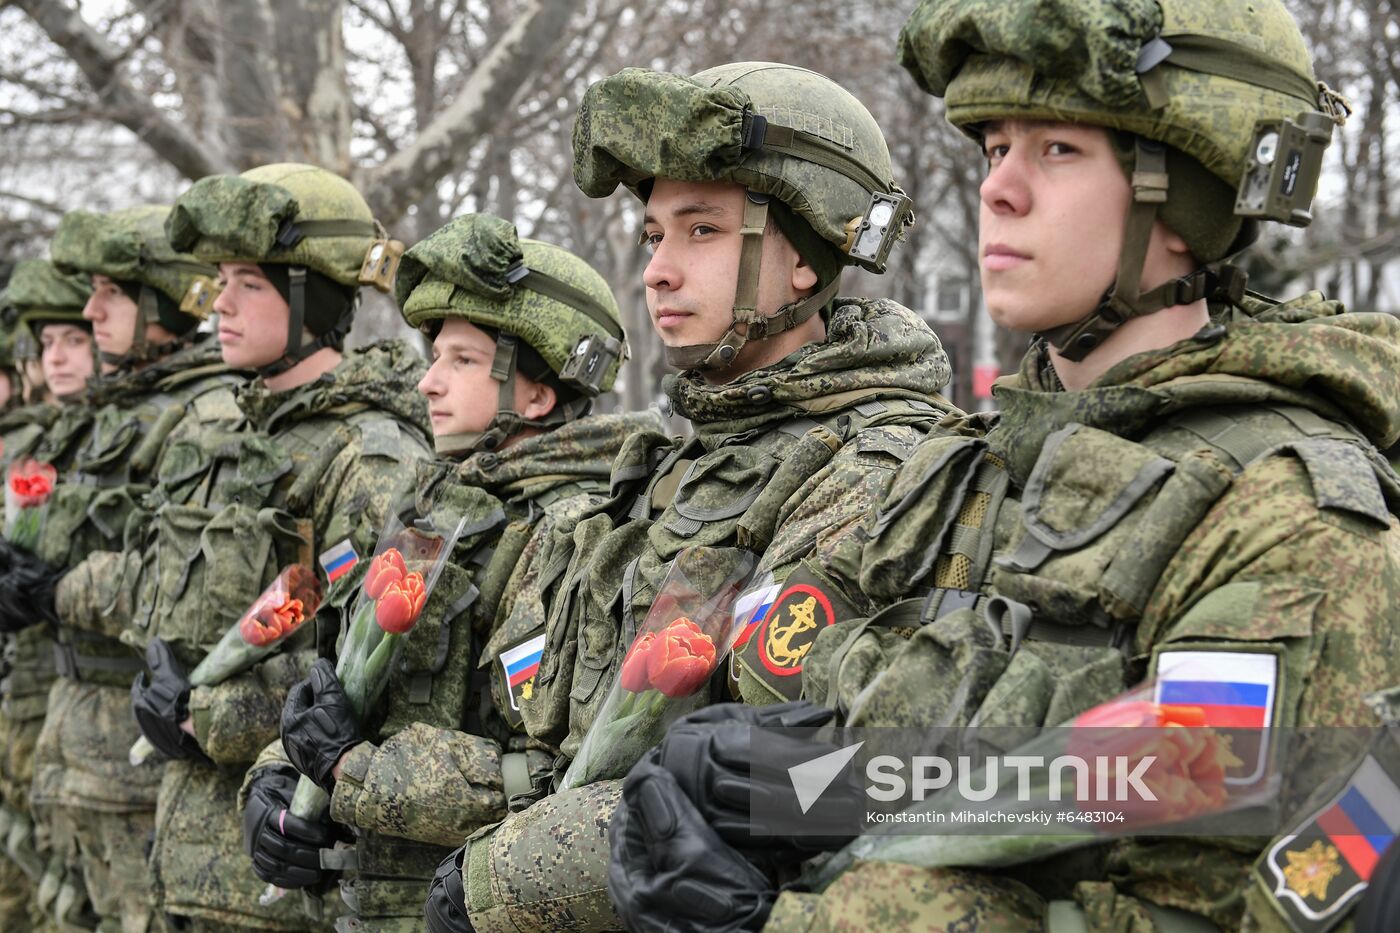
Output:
[
  {"left": 424, "top": 847, "right": 475, "bottom": 933},
  {"left": 609, "top": 757, "right": 775, "bottom": 932},
  {"left": 654, "top": 700, "right": 855, "bottom": 865},
  {"left": 281, "top": 658, "right": 361, "bottom": 792},
  {"left": 243, "top": 765, "right": 339, "bottom": 890},
  {"left": 0, "top": 538, "right": 60, "bottom": 633},
  {"left": 130, "top": 638, "right": 205, "bottom": 762},
  {"left": 1356, "top": 834, "right": 1400, "bottom": 933}
]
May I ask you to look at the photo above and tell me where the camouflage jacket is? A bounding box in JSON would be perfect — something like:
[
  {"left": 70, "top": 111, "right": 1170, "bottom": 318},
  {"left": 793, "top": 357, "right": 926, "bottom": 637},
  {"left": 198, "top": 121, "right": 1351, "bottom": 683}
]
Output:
[
  {"left": 462, "top": 298, "right": 959, "bottom": 931},
  {"left": 133, "top": 340, "right": 433, "bottom": 929},
  {"left": 246, "top": 410, "right": 664, "bottom": 924},
  {"left": 31, "top": 338, "right": 246, "bottom": 813},
  {"left": 767, "top": 295, "right": 1400, "bottom": 932}
]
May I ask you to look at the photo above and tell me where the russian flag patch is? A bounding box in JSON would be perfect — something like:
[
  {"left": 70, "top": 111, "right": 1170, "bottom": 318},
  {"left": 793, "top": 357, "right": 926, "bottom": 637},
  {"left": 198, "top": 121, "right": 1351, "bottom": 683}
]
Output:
[
  {"left": 318, "top": 539, "right": 359, "bottom": 584},
  {"left": 1260, "top": 753, "right": 1400, "bottom": 931},
  {"left": 499, "top": 633, "right": 546, "bottom": 712},
  {"left": 1154, "top": 650, "right": 1279, "bottom": 783},
  {"left": 731, "top": 583, "right": 781, "bottom": 650}
]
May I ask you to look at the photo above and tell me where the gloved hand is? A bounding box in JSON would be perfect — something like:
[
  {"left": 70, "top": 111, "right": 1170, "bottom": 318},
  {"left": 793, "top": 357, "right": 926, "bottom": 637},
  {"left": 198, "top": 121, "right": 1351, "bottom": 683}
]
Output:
[
  {"left": 281, "top": 657, "right": 361, "bottom": 792},
  {"left": 609, "top": 757, "right": 775, "bottom": 932},
  {"left": 0, "top": 538, "right": 60, "bottom": 633},
  {"left": 130, "top": 638, "right": 205, "bottom": 761},
  {"left": 243, "top": 765, "right": 339, "bottom": 890},
  {"left": 424, "top": 847, "right": 475, "bottom": 933},
  {"left": 653, "top": 700, "right": 855, "bottom": 864}
]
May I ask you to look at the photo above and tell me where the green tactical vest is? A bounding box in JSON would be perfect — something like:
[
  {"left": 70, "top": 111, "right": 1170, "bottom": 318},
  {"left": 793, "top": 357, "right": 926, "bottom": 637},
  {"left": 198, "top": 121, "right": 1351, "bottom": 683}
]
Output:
[
  {"left": 521, "top": 395, "right": 946, "bottom": 762},
  {"left": 335, "top": 411, "right": 662, "bottom": 926},
  {"left": 40, "top": 347, "right": 246, "bottom": 685},
  {"left": 825, "top": 396, "right": 1400, "bottom": 735}
]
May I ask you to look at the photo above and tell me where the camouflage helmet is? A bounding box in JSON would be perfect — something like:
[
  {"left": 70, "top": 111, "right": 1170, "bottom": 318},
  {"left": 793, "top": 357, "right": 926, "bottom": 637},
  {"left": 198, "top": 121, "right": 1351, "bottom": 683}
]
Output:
[
  {"left": 897, "top": 0, "right": 1348, "bottom": 361},
  {"left": 575, "top": 62, "right": 913, "bottom": 371},
  {"left": 397, "top": 214, "right": 628, "bottom": 456},
  {"left": 167, "top": 162, "right": 403, "bottom": 376},
  {"left": 0, "top": 259, "right": 92, "bottom": 362},
  {"left": 51, "top": 206, "right": 217, "bottom": 369}
]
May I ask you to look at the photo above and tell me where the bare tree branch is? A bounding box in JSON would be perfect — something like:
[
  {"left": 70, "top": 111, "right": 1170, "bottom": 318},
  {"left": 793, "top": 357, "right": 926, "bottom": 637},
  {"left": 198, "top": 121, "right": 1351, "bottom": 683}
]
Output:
[
  {"left": 362, "top": 0, "right": 581, "bottom": 222},
  {"left": 10, "top": 0, "right": 236, "bottom": 180}
]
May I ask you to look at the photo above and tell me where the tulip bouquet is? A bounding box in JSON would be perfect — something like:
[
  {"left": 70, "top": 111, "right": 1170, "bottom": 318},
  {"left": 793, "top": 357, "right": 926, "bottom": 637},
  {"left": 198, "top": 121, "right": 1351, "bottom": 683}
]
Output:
[
  {"left": 560, "top": 548, "right": 761, "bottom": 790},
  {"left": 4, "top": 458, "right": 57, "bottom": 551},
  {"left": 802, "top": 680, "right": 1277, "bottom": 893},
  {"left": 129, "top": 565, "right": 323, "bottom": 766},
  {"left": 262, "top": 509, "right": 465, "bottom": 906}
]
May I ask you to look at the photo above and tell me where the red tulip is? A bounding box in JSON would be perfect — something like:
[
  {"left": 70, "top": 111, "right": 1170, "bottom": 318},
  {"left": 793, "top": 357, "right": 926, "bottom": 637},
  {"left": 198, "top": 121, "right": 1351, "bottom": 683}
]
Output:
[
  {"left": 7, "top": 459, "right": 56, "bottom": 507},
  {"left": 364, "top": 548, "right": 408, "bottom": 599},
  {"left": 619, "top": 632, "right": 656, "bottom": 693},
  {"left": 1069, "top": 699, "right": 1239, "bottom": 827},
  {"left": 375, "top": 571, "right": 426, "bottom": 634},
  {"left": 239, "top": 597, "right": 306, "bottom": 647},
  {"left": 645, "top": 617, "right": 717, "bottom": 698}
]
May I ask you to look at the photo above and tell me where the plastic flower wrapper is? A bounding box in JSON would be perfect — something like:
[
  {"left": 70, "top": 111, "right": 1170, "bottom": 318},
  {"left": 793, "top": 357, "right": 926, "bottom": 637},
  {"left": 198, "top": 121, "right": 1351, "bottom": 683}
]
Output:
[
  {"left": 261, "top": 506, "right": 466, "bottom": 906},
  {"left": 802, "top": 679, "right": 1280, "bottom": 893},
  {"left": 560, "top": 547, "right": 760, "bottom": 790},
  {"left": 129, "top": 565, "right": 322, "bottom": 766},
  {"left": 5, "top": 458, "right": 57, "bottom": 551}
]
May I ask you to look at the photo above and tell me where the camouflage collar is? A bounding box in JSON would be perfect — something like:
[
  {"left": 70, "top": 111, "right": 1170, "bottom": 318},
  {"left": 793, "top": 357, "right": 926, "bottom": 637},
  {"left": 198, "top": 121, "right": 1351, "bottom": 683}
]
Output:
[
  {"left": 86, "top": 336, "right": 233, "bottom": 408},
  {"left": 236, "top": 339, "right": 431, "bottom": 438},
  {"left": 452, "top": 409, "right": 666, "bottom": 502},
  {"left": 666, "top": 297, "right": 951, "bottom": 445},
  {"left": 990, "top": 292, "right": 1400, "bottom": 481}
]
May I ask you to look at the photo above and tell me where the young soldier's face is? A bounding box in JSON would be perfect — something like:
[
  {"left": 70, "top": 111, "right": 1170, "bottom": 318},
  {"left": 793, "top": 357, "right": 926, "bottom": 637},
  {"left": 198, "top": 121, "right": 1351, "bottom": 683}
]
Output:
[
  {"left": 417, "top": 317, "right": 554, "bottom": 442},
  {"left": 38, "top": 323, "right": 94, "bottom": 397},
  {"left": 641, "top": 179, "right": 815, "bottom": 354},
  {"left": 83, "top": 274, "right": 140, "bottom": 360},
  {"left": 213, "top": 263, "right": 294, "bottom": 369},
  {"left": 979, "top": 121, "right": 1193, "bottom": 334}
]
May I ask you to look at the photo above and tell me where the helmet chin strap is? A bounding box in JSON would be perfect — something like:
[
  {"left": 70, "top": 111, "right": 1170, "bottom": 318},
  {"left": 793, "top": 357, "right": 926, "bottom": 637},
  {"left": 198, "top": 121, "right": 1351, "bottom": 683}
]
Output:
[
  {"left": 99, "top": 284, "right": 191, "bottom": 372},
  {"left": 664, "top": 191, "right": 839, "bottom": 372},
  {"left": 433, "top": 333, "right": 591, "bottom": 458},
  {"left": 1038, "top": 137, "right": 1245, "bottom": 364},
  {"left": 257, "top": 266, "right": 354, "bottom": 379}
]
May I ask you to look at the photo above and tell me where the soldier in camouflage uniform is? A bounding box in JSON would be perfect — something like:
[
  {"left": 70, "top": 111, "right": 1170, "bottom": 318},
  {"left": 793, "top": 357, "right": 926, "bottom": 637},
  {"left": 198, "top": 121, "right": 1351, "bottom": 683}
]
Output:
[
  {"left": 116, "top": 163, "right": 432, "bottom": 932},
  {"left": 239, "top": 213, "right": 662, "bottom": 932},
  {"left": 0, "top": 259, "right": 93, "bottom": 932},
  {"left": 610, "top": 1, "right": 1400, "bottom": 931},
  {"left": 421, "top": 63, "right": 959, "bottom": 932},
  {"left": 22, "top": 204, "right": 244, "bottom": 933}
]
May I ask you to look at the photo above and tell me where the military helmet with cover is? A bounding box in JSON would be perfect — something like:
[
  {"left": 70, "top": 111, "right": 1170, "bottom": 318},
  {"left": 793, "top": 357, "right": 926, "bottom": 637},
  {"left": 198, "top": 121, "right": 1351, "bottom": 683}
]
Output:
[
  {"left": 898, "top": 0, "right": 1349, "bottom": 360},
  {"left": 396, "top": 213, "right": 628, "bottom": 456},
  {"left": 50, "top": 205, "right": 217, "bottom": 370},
  {"left": 574, "top": 62, "right": 914, "bottom": 370},
  {"left": 0, "top": 259, "right": 92, "bottom": 363},
  {"left": 166, "top": 162, "right": 403, "bottom": 377}
]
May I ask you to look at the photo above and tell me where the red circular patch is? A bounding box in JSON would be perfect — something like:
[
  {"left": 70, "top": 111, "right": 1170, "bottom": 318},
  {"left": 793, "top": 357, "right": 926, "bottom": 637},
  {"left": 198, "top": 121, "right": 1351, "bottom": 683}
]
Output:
[{"left": 756, "top": 583, "right": 835, "bottom": 677}]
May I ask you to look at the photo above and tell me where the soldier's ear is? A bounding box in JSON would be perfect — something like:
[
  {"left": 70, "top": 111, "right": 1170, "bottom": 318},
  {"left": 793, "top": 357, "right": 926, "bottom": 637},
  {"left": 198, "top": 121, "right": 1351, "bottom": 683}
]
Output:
[{"left": 518, "top": 376, "right": 556, "bottom": 423}]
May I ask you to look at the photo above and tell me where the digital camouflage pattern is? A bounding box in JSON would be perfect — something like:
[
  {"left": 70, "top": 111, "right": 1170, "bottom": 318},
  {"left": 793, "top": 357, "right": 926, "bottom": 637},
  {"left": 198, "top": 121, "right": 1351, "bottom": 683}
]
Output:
[
  {"left": 241, "top": 409, "right": 662, "bottom": 932},
  {"left": 131, "top": 340, "right": 432, "bottom": 930},
  {"left": 771, "top": 295, "right": 1400, "bottom": 930},
  {"left": 896, "top": 0, "right": 1327, "bottom": 190},
  {"left": 22, "top": 335, "right": 246, "bottom": 933},
  {"left": 575, "top": 63, "right": 902, "bottom": 261},
  {"left": 463, "top": 298, "right": 956, "bottom": 929},
  {"left": 462, "top": 780, "right": 623, "bottom": 933},
  {"left": 50, "top": 205, "right": 216, "bottom": 310},
  {"left": 2, "top": 260, "right": 91, "bottom": 351},
  {"left": 168, "top": 163, "right": 383, "bottom": 288},
  {"left": 396, "top": 214, "right": 626, "bottom": 391}
]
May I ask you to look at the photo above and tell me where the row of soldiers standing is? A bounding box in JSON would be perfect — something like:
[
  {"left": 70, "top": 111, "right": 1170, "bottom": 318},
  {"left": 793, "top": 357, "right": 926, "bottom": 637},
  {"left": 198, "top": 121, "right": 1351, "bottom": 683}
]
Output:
[{"left": 0, "top": 0, "right": 1398, "bottom": 930}]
